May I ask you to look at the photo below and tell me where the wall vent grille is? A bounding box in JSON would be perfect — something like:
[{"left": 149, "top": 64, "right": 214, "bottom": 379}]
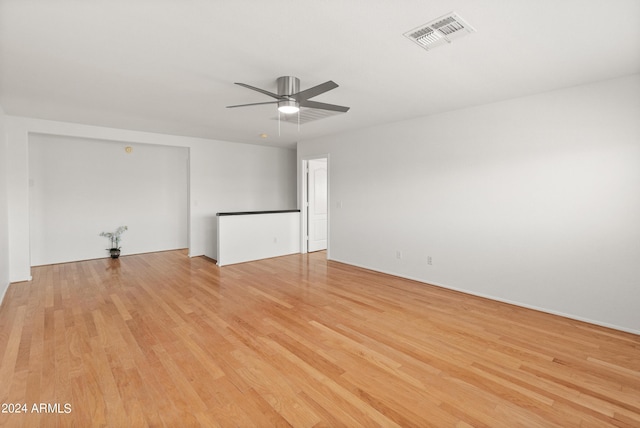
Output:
[{"left": 404, "top": 12, "right": 475, "bottom": 51}]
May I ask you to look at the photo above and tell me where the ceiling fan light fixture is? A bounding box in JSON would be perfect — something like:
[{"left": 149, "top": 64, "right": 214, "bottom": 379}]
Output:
[
  {"left": 228, "top": 76, "right": 349, "bottom": 116},
  {"left": 277, "top": 100, "right": 299, "bottom": 114}
]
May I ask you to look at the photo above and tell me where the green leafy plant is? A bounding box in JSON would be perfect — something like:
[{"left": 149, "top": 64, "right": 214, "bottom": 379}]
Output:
[{"left": 99, "top": 226, "right": 128, "bottom": 250}]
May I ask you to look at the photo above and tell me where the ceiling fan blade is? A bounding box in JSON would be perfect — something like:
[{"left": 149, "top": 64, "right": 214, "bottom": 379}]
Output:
[
  {"left": 299, "top": 99, "right": 350, "bottom": 113},
  {"left": 234, "top": 82, "right": 282, "bottom": 99},
  {"left": 292, "top": 81, "right": 339, "bottom": 101},
  {"left": 226, "top": 101, "right": 279, "bottom": 109}
]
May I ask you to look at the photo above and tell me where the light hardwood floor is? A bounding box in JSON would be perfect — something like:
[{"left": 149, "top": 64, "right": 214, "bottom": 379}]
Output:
[{"left": 0, "top": 250, "right": 638, "bottom": 427}]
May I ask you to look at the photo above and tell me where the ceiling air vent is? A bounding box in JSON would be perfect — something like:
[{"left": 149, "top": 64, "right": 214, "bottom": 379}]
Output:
[{"left": 404, "top": 12, "right": 476, "bottom": 51}]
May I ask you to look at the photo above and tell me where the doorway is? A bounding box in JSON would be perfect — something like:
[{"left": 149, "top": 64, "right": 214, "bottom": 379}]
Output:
[{"left": 301, "top": 156, "right": 329, "bottom": 255}]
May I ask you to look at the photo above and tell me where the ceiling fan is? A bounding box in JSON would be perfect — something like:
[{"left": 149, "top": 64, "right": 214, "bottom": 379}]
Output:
[{"left": 226, "top": 76, "right": 350, "bottom": 115}]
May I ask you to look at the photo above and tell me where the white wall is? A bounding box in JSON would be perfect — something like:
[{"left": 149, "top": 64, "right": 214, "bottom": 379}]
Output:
[
  {"left": 29, "top": 134, "right": 188, "bottom": 265},
  {"left": 298, "top": 74, "right": 640, "bottom": 334},
  {"left": 189, "top": 137, "right": 298, "bottom": 259},
  {"left": 6, "top": 116, "right": 296, "bottom": 281},
  {"left": 217, "top": 212, "right": 300, "bottom": 266},
  {"left": 0, "top": 105, "right": 10, "bottom": 299}
]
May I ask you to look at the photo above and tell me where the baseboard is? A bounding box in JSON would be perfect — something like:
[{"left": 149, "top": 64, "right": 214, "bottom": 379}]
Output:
[
  {"left": 327, "top": 257, "right": 640, "bottom": 336},
  {"left": 0, "top": 283, "right": 6, "bottom": 307}
]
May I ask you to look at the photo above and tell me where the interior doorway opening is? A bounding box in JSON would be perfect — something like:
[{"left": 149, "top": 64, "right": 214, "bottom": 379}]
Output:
[{"left": 301, "top": 156, "right": 329, "bottom": 257}]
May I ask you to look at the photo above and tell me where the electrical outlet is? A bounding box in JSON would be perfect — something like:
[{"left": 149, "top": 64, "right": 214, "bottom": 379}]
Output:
[
  {"left": 427, "top": 256, "right": 433, "bottom": 265},
  {"left": 396, "top": 250, "right": 402, "bottom": 259}
]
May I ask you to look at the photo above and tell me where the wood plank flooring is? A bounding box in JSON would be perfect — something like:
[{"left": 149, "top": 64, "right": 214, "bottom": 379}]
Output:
[{"left": 0, "top": 250, "right": 638, "bottom": 427}]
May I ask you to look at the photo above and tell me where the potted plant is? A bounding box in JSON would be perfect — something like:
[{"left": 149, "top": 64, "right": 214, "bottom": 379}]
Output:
[{"left": 99, "top": 226, "right": 128, "bottom": 259}]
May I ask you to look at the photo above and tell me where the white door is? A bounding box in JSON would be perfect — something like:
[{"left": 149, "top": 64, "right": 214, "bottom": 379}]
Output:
[{"left": 307, "top": 159, "right": 327, "bottom": 252}]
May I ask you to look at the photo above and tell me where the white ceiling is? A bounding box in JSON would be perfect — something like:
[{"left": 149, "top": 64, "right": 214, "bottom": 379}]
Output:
[{"left": 1, "top": 0, "right": 639, "bottom": 149}]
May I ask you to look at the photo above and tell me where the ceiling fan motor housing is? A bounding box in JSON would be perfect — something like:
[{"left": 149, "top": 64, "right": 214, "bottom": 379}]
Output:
[{"left": 277, "top": 76, "right": 300, "bottom": 97}]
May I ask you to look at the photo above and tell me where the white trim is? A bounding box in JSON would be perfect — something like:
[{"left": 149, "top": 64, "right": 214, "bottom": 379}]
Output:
[{"left": 327, "top": 257, "right": 640, "bottom": 336}]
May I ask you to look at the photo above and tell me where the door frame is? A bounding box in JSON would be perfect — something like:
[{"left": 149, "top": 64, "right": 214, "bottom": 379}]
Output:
[{"left": 300, "top": 154, "right": 330, "bottom": 257}]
